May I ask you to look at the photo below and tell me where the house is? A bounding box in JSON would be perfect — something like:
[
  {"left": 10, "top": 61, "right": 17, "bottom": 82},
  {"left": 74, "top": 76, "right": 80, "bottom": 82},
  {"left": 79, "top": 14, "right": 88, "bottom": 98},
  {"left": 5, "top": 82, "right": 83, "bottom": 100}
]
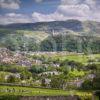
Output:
[
  {"left": 51, "top": 63, "right": 60, "bottom": 68},
  {"left": 87, "top": 74, "right": 95, "bottom": 80},
  {"left": 43, "top": 78, "right": 51, "bottom": 87},
  {"left": 35, "top": 59, "right": 42, "bottom": 65},
  {"left": 66, "top": 78, "right": 84, "bottom": 88},
  {"left": 5, "top": 73, "right": 21, "bottom": 80},
  {"left": 18, "top": 60, "right": 32, "bottom": 67},
  {"left": 39, "top": 71, "right": 61, "bottom": 76}
]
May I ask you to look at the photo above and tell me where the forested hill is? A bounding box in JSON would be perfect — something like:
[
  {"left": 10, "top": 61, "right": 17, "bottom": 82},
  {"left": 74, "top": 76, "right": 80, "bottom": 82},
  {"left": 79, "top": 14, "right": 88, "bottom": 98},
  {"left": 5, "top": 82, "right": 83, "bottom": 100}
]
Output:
[{"left": 0, "top": 19, "right": 100, "bottom": 53}]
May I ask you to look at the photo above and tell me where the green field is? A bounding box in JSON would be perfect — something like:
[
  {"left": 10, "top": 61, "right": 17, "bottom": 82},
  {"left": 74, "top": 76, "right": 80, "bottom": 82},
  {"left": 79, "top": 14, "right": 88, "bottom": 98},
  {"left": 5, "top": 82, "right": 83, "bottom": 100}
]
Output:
[
  {"left": 0, "top": 85, "right": 92, "bottom": 97},
  {"left": 52, "top": 54, "right": 100, "bottom": 64}
]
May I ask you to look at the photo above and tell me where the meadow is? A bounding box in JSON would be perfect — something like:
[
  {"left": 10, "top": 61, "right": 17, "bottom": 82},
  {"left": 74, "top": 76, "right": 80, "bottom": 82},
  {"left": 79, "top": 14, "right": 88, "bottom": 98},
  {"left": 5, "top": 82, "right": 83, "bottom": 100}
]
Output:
[
  {"left": 52, "top": 54, "right": 100, "bottom": 64},
  {"left": 0, "top": 85, "right": 92, "bottom": 99}
]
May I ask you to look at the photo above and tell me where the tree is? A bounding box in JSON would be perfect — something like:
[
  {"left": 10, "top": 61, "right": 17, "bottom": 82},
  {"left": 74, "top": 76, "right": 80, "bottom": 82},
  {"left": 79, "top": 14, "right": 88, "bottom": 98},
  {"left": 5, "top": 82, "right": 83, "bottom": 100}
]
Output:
[
  {"left": 20, "top": 70, "right": 32, "bottom": 80},
  {"left": 60, "top": 66, "right": 71, "bottom": 75},
  {"left": 85, "top": 64, "right": 97, "bottom": 72},
  {"left": 82, "top": 80, "right": 93, "bottom": 90},
  {"left": 0, "top": 72, "right": 6, "bottom": 82},
  {"left": 50, "top": 75, "right": 65, "bottom": 89},
  {"left": 68, "top": 69, "right": 85, "bottom": 79},
  {"left": 41, "top": 78, "right": 46, "bottom": 87},
  {"left": 93, "top": 73, "right": 100, "bottom": 89},
  {"left": 7, "top": 75, "right": 20, "bottom": 83},
  {"left": 30, "top": 65, "right": 46, "bottom": 74}
]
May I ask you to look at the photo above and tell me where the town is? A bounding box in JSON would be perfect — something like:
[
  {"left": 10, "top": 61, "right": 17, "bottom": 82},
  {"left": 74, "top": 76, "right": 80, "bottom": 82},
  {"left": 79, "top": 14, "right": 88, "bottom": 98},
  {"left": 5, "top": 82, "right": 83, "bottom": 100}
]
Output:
[{"left": 0, "top": 47, "right": 99, "bottom": 91}]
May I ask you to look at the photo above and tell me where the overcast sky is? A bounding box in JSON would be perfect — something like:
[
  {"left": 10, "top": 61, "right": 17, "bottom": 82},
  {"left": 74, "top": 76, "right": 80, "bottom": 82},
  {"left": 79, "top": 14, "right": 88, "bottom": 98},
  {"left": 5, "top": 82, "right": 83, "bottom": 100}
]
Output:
[{"left": 0, "top": 0, "right": 100, "bottom": 25}]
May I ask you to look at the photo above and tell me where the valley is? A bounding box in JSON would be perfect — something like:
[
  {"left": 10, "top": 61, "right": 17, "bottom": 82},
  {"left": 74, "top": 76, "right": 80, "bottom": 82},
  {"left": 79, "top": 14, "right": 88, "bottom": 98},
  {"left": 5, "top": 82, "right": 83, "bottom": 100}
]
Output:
[{"left": 0, "top": 20, "right": 100, "bottom": 100}]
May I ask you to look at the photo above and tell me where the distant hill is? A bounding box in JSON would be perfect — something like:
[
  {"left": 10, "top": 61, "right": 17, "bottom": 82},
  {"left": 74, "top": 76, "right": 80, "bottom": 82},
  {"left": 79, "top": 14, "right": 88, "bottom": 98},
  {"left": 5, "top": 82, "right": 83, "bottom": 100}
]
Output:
[
  {"left": 0, "top": 20, "right": 83, "bottom": 32},
  {"left": 0, "top": 19, "right": 100, "bottom": 53}
]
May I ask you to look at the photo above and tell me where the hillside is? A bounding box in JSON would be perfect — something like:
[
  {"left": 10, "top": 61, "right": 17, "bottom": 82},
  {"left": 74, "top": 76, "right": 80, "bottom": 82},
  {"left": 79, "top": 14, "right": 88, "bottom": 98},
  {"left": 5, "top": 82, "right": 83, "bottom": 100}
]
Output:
[
  {"left": 0, "top": 19, "right": 100, "bottom": 53},
  {"left": 0, "top": 20, "right": 83, "bottom": 32}
]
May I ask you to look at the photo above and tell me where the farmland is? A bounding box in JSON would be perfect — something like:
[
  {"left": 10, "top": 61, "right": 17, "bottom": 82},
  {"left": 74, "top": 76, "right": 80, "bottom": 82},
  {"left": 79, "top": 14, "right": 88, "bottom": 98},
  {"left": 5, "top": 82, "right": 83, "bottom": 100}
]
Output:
[
  {"left": 51, "top": 53, "right": 100, "bottom": 64},
  {"left": 0, "top": 85, "right": 92, "bottom": 99}
]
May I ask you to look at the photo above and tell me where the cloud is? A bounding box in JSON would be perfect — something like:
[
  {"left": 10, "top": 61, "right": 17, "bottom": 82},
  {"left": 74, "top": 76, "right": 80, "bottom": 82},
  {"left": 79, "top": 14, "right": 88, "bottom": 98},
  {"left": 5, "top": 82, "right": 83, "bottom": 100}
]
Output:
[
  {"left": 32, "top": 11, "right": 69, "bottom": 22},
  {"left": 0, "top": 13, "right": 33, "bottom": 25},
  {"left": 57, "top": 4, "right": 90, "bottom": 17},
  {"left": 32, "top": 12, "right": 55, "bottom": 22},
  {"left": 61, "top": 0, "right": 100, "bottom": 9},
  {"left": 0, "top": 0, "right": 20, "bottom": 9},
  {"left": 0, "top": 0, "right": 100, "bottom": 24},
  {"left": 32, "top": 3, "right": 90, "bottom": 22},
  {"left": 61, "top": 0, "right": 83, "bottom": 5},
  {"left": 32, "top": 0, "right": 100, "bottom": 22},
  {"left": 35, "top": 0, "right": 43, "bottom": 3}
]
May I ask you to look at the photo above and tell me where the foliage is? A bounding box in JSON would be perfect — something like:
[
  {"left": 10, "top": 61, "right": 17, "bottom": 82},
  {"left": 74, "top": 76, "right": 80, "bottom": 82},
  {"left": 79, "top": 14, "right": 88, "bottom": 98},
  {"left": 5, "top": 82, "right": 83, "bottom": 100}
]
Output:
[
  {"left": 50, "top": 75, "right": 65, "bottom": 89},
  {"left": 20, "top": 70, "right": 32, "bottom": 80},
  {"left": 0, "top": 71, "right": 10, "bottom": 82},
  {"left": 29, "top": 65, "right": 46, "bottom": 74},
  {"left": 93, "top": 73, "right": 100, "bottom": 90},
  {"left": 68, "top": 69, "right": 85, "bottom": 78},
  {"left": 82, "top": 80, "right": 93, "bottom": 90},
  {"left": 6, "top": 75, "right": 20, "bottom": 83}
]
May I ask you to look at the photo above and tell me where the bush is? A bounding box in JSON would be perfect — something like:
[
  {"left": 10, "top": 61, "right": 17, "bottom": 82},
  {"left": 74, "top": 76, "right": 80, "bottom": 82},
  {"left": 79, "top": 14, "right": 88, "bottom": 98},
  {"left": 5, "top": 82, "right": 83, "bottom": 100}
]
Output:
[
  {"left": 81, "top": 80, "right": 93, "bottom": 90},
  {"left": 0, "top": 95, "right": 20, "bottom": 100}
]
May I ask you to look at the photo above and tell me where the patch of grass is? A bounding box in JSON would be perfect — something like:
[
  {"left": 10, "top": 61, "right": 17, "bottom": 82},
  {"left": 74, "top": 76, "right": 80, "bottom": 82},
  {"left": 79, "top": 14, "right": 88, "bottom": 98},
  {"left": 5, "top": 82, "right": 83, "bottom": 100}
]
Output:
[
  {"left": 53, "top": 54, "right": 100, "bottom": 64},
  {"left": 0, "top": 85, "right": 70, "bottom": 96},
  {"left": 0, "top": 85, "right": 92, "bottom": 97}
]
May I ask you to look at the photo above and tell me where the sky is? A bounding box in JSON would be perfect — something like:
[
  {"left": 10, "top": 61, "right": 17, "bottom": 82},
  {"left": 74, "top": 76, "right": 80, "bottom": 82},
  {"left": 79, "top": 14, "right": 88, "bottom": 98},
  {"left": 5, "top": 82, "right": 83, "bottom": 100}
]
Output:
[{"left": 0, "top": 0, "right": 100, "bottom": 25}]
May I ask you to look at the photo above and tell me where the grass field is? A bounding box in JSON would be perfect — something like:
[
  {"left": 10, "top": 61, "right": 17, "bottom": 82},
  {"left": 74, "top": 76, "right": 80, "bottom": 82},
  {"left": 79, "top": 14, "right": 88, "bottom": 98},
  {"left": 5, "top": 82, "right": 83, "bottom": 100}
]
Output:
[
  {"left": 0, "top": 85, "right": 92, "bottom": 97},
  {"left": 53, "top": 54, "right": 100, "bottom": 64}
]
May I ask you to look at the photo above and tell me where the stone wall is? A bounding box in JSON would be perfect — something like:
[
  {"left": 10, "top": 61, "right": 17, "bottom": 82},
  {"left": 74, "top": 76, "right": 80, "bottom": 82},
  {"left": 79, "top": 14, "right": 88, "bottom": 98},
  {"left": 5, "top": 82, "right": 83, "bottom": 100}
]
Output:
[{"left": 20, "top": 95, "right": 81, "bottom": 100}]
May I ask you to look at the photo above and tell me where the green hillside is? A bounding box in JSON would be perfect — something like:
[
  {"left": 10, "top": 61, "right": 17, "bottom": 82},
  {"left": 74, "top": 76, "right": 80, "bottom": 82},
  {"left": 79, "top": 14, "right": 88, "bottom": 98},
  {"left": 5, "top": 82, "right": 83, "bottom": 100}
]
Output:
[{"left": 0, "top": 20, "right": 100, "bottom": 53}]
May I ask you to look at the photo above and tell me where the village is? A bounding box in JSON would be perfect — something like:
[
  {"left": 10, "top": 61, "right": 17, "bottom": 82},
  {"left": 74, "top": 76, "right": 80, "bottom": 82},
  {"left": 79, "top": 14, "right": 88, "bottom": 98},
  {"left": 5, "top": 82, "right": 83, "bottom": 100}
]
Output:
[{"left": 0, "top": 47, "right": 97, "bottom": 90}]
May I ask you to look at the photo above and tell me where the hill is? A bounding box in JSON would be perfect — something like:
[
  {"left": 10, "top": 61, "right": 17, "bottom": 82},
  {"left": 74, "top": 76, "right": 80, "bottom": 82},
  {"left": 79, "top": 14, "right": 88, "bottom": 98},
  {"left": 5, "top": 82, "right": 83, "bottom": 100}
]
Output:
[{"left": 0, "top": 19, "right": 100, "bottom": 53}]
